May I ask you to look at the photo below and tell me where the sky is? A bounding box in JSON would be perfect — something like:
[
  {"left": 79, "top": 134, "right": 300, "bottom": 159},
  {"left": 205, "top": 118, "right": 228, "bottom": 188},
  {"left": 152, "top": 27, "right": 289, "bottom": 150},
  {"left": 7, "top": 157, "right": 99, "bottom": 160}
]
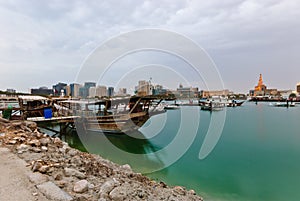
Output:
[{"left": 0, "top": 0, "right": 300, "bottom": 93}]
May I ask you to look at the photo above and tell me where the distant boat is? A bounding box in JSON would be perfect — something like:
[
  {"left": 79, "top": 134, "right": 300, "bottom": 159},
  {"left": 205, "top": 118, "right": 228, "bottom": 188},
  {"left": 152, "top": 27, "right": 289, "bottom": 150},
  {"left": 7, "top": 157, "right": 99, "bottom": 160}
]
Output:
[
  {"left": 200, "top": 97, "right": 226, "bottom": 111},
  {"left": 200, "top": 101, "right": 225, "bottom": 111},
  {"left": 200, "top": 97, "right": 244, "bottom": 108},
  {"left": 270, "top": 102, "right": 296, "bottom": 107},
  {"left": 226, "top": 100, "right": 245, "bottom": 107},
  {"left": 164, "top": 104, "right": 180, "bottom": 110}
]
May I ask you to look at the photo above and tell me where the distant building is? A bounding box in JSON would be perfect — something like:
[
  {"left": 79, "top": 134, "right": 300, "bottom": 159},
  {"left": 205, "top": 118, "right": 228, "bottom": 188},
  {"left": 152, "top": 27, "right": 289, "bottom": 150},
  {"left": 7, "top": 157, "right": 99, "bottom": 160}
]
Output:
[
  {"left": 253, "top": 74, "right": 267, "bottom": 96},
  {"left": 64, "top": 85, "right": 71, "bottom": 97},
  {"left": 79, "top": 87, "right": 88, "bottom": 98},
  {"left": 153, "top": 85, "right": 168, "bottom": 95},
  {"left": 117, "top": 88, "right": 127, "bottom": 96},
  {"left": 84, "top": 82, "right": 96, "bottom": 89},
  {"left": 264, "top": 89, "right": 278, "bottom": 96},
  {"left": 79, "top": 82, "right": 96, "bottom": 98},
  {"left": 98, "top": 86, "right": 108, "bottom": 97},
  {"left": 279, "top": 90, "right": 294, "bottom": 99},
  {"left": 89, "top": 87, "right": 97, "bottom": 98},
  {"left": 89, "top": 86, "right": 107, "bottom": 98},
  {"left": 136, "top": 80, "right": 152, "bottom": 96},
  {"left": 177, "top": 84, "right": 199, "bottom": 98},
  {"left": 70, "top": 83, "right": 80, "bottom": 98},
  {"left": 53, "top": 82, "right": 67, "bottom": 96},
  {"left": 107, "top": 87, "right": 114, "bottom": 97},
  {"left": 6, "top": 89, "right": 16, "bottom": 94},
  {"left": 297, "top": 83, "right": 300, "bottom": 95},
  {"left": 200, "top": 89, "right": 230, "bottom": 98},
  {"left": 31, "top": 87, "right": 53, "bottom": 96},
  {"left": 249, "top": 90, "right": 255, "bottom": 97}
]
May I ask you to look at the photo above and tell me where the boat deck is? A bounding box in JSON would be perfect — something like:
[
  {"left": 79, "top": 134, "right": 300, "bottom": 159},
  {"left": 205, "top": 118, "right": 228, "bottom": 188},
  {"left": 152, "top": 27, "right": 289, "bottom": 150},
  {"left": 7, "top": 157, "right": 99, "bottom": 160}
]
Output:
[{"left": 27, "top": 116, "right": 80, "bottom": 123}]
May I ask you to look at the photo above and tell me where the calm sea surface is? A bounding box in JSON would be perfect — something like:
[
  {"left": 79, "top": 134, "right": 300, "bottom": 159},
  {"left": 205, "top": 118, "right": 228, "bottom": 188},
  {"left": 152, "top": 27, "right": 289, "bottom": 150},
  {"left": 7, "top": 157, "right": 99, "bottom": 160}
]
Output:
[{"left": 65, "top": 102, "right": 300, "bottom": 201}]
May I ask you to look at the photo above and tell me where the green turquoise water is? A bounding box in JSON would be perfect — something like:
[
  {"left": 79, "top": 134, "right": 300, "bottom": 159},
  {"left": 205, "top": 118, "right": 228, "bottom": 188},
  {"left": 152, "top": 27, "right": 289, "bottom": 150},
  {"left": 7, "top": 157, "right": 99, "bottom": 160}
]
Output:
[{"left": 66, "top": 102, "right": 300, "bottom": 201}]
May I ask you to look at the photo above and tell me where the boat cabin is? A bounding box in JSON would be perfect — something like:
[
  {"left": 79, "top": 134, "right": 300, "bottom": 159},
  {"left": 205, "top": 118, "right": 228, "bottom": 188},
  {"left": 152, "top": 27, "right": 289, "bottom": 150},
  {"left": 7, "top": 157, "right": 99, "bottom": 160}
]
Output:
[{"left": 18, "top": 95, "right": 51, "bottom": 119}]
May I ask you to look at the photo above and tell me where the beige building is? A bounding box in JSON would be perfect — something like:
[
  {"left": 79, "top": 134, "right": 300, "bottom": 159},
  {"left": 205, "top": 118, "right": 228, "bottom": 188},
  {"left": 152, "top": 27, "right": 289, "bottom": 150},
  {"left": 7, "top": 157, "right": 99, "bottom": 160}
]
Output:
[
  {"left": 201, "top": 89, "right": 230, "bottom": 98},
  {"left": 174, "top": 84, "right": 199, "bottom": 98},
  {"left": 136, "top": 80, "right": 152, "bottom": 96},
  {"left": 264, "top": 89, "right": 278, "bottom": 96},
  {"left": 89, "top": 86, "right": 107, "bottom": 97},
  {"left": 64, "top": 85, "right": 71, "bottom": 97},
  {"left": 117, "top": 88, "right": 127, "bottom": 96}
]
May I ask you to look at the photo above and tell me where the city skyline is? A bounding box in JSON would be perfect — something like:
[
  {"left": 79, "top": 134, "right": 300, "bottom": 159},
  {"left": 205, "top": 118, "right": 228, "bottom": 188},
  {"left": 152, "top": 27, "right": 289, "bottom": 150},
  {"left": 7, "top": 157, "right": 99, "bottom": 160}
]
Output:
[
  {"left": 1, "top": 1, "right": 300, "bottom": 93},
  {"left": 1, "top": 73, "right": 298, "bottom": 95},
  {"left": 2, "top": 73, "right": 297, "bottom": 99}
]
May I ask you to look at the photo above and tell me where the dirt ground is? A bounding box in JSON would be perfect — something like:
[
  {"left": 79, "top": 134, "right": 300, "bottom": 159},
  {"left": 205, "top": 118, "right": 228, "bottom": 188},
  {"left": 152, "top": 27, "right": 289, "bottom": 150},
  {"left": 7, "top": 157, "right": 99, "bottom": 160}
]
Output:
[{"left": 0, "top": 147, "right": 48, "bottom": 201}]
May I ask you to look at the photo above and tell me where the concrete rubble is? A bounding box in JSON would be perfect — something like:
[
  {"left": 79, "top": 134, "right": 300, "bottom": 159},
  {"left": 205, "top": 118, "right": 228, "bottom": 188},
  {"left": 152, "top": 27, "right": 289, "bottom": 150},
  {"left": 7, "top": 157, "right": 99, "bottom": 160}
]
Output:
[{"left": 0, "top": 117, "right": 203, "bottom": 201}]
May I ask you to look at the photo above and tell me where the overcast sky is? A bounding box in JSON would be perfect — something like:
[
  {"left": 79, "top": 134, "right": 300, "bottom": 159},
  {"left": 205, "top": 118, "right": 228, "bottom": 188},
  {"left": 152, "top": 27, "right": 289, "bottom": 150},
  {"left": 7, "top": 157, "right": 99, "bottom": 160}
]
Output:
[{"left": 1, "top": 0, "right": 299, "bottom": 93}]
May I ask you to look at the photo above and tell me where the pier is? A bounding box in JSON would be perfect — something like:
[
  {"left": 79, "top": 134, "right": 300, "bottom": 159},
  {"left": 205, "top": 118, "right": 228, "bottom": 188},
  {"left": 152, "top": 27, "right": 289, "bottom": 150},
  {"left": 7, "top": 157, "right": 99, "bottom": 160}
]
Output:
[
  {"left": 1, "top": 95, "right": 168, "bottom": 136},
  {"left": 26, "top": 116, "right": 80, "bottom": 137}
]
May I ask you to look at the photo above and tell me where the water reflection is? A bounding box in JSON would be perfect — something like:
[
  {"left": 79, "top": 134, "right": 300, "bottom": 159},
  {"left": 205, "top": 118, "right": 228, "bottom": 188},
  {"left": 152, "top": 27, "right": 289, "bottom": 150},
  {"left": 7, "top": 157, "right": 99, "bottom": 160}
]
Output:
[{"left": 66, "top": 129, "right": 166, "bottom": 174}]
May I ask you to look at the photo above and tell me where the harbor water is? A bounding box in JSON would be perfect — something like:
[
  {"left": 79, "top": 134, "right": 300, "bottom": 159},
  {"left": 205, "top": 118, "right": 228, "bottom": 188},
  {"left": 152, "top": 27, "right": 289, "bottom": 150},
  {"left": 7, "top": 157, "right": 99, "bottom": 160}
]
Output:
[{"left": 65, "top": 102, "right": 300, "bottom": 201}]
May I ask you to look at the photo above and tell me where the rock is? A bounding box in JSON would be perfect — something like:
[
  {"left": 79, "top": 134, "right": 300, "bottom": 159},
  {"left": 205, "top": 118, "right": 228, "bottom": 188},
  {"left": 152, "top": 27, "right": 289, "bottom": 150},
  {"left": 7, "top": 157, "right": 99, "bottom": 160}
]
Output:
[
  {"left": 37, "top": 181, "right": 73, "bottom": 201},
  {"left": 99, "top": 179, "right": 117, "bottom": 197},
  {"left": 24, "top": 121, "right": 37, "bottom": 130},
  {"left": 28, "top": 139, "right": 41, "bottom": 147},
  {"left": 36, "top": 132, "right": 43, "bottom": 138},
  {"left": 16, "top": 144, "right": 29, "bottom": 153},
  {"left": 109, "top": 186, "right": 127, "bottom": 201},
  {"left": 11, "top": 121, "right": 23, "bottom": 127},
  {"left": 38, "top": 165, "right": 50, "bottom": 174},
  {"left": 21, "top": 125, "right": 32, "bottom": 133},
  {"left": 73, "top": 180, "right": 89, "bottom": 193},
  {"left": 62, "top": 141, "right": 68, "bottom": 146},
  {"left": 27, "top": 172, "right": 49, "bottom": 185},
  {"left": 53, "top": 172, "right": 64, "bottom": 180},
  {"left": 41, "top": 146, "right": 48, "bottom": 152},
  {"left": 67, "top": 149, "right": 78, "bottom": 157},
  {"left": 70, "top": 155, "right": 82, "bottom": 166},
  {"left": 189, "top": 189, "right": 196, "bottom": 195},
  {"left": 59, "top": 147, "right": 66, "bottom": 154},
  {"left": 8, "top": 140, "right": 17, "bottom": 145},
  {"left": 62, "top": 144, "right": 69, "bottom": 152},
  {"left": 64, "top": 167, "right": 86, "bottom": 179},
  {"left": 120, "top": 164, "right": 132, "bottom": 173},
  {"left": 173, "top": 186, "right": 186, "bottom": 195},
  {"left": 76, "top": 195, "right": 90, "bottom": 201},
  {"left": 31, "top": 161, "right": 43, "bottom": 172},
  {"left": 13, "top": 136, "right": 25, "bottom": 142},
  {"left": 159, "top": 181, "right": 167, "bottom": 188},
  {"left": 30, "top": 147, "right": 42, "bottom": 153},
  {"left": 54, "top": 137, "right": 62, "bottom": 146},
  {"left": 98, "top": 198, "right": 107, "bottom": 201},
  {"left": 56, "top": 180, "right": 67, "bottom": 188},
  {"left": 137, "top": 189, "right": 147, "bottom": 198},
  {"left": 0, "top": 117, "right": 10, "bottom": 123},
  {"left": 39, "top": 138, "right": 50, "bottom": 146},
  {"left": 88, "top": 183, "right": 95, "bottom": 189}
]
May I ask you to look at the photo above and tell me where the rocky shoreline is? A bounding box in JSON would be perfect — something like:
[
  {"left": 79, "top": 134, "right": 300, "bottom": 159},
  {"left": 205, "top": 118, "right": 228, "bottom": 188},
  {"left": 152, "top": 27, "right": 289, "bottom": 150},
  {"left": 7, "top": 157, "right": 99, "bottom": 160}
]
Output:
[{"left": 0, "top": 118, "right": 203, "bottom": 201}]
